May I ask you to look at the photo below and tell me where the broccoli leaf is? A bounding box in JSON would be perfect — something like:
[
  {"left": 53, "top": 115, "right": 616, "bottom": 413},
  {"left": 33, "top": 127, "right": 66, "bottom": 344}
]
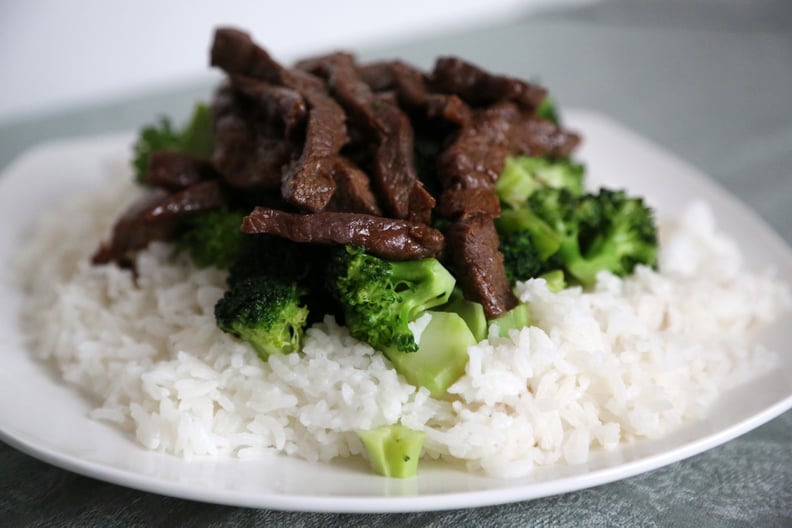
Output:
[{"left": 132, "top": 103, "right": 214, "bottom": 184}]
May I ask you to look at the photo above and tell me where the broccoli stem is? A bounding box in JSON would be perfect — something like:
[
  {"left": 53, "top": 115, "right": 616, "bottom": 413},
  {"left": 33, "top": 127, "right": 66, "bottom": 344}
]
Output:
[
  {"left": 385, "top": 311, "right": 474, "bottom": 397},
  {"left": 389, "top": 259, "right": 456, "bottom": 321},
  {"left": 440, "top": 289, "right": 487, "bottom": 342},
  {"left": 357, "top": 424, "right": 425, "bottom": 478},
  {"left": 539, "top": 270, "right": 566, "bottom": 292},
  {"left": 489, "top": 303, "right": 532, "bottom": 338}
]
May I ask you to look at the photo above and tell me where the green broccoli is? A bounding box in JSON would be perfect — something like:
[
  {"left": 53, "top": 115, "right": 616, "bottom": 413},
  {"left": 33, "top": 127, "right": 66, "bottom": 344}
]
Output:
[
  {"left": 357, "top": 424, "right": 425, "bottom": 478},
  {"left": 489, "top": 303, "right": 532, "bottom": 338},
  {"left": 499, "top": 230, "right": 545, "bottom": 284},
  {"left": 495, "top": 207, "right": 562, "bottom": 261},
  {"left": 214, "top": 275, "right": 308, "bottom": 360},
  {"left": 177, "top": 208, "right": 246, "bottom": 269},
  {"left": 539, "top": 269, "right": 566, "bottom": 292},
  {"left": 529, "top": 188, "right": 658, "bottom": 286},
  {"left": 440, "top": 288, "right": 487, "bottom": 342},
  {"left": 495, "top": 156, "right": 585, "bottom": 209},
  {"left": 133, "top": 103, "right": 214, "bottom": 184},
  {"left": 536, "top": 97, "right": 560, "bottom": 124},
  {"left": 387, "top": 311, "right": 475, "bottom": 397},
  {"left": 327, "top": 246, "right": 455, "bottom": 353}
]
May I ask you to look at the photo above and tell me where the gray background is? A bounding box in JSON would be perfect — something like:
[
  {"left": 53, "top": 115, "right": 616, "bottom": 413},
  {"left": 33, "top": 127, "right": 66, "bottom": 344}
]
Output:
[{"left": 1, "top": 0, "right": 790, "bottom": 525}]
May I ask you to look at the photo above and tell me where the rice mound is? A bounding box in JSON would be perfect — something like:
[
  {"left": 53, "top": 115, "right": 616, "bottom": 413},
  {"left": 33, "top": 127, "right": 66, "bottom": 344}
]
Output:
[{"left": 15, "top": 169, "right": 790, "bottom": 477}]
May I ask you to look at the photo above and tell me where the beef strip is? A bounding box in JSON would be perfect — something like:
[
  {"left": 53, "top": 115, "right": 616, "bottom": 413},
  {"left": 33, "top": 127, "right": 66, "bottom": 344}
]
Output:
[
  {"left": 92, "top": 190, "right": 181, "bottom": 266},
  {"left": 390, "top": 61, "right": 471, "bottom": 126},
  {"left": 357, "top": 61, "right": 395, "bottom": 92},
  {"left": 144, "top": 179, "right": 229, "bottom": 220},
  {"left": 229, "top": 74, "right": 307, "bottom": 138},
  {"left": 211, "top": 27, "right": 298, "bottom": 87},
  {"left": 407, "top": 182, "right": 435, "bottom": 225},
  {"left": 241, "top": 207, "right": 444, "bottom": 261},
  {"left": 436, "top": 185, "right": 501, "bottom": 220},
  {"left": 93, "top": 179, "right": 229, "bottom": 266},
  {"left": 509, "top": 115, "right": 581, "bottom": 157},
  {"left": 144, "top": 152, "right": 216, "bottom": 191},
  {"left": 211, "top": 28, "right": 347, "bottom": 212},
  {"left": 325, "top": 156, "right": 382, "bottom": 216},
  {"left": 278, "top": 86, "right": 347, "bottom": 212},
  {"left": 431, "top": 56, "right": 547, "bottom": 111},
  {"left": 306, "top": 53, "right": 427, "bottom": 221},
  {"left": 213, "top": 113, "right": 296, "bottom": 190},
  {"left": 434, "top": 102, "right": 518, "bottom": 218},
  {"left": 445, "top": 213, "right": 518, "bottom": 319}
]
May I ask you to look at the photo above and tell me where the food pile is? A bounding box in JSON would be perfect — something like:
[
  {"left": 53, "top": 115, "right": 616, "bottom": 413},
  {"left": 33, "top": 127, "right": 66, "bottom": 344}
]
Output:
[
  {"left": 94, "top": 27, "right": 657, "bottom": 397},
  {"left": 17, "top": 28, "right": 789, "bottom": 479}
]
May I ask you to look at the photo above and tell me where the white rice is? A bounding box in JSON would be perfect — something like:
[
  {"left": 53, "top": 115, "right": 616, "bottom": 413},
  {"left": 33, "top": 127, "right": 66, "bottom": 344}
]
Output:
[{"left": 15, "top": 170, "right": 790, "bottom": 477}]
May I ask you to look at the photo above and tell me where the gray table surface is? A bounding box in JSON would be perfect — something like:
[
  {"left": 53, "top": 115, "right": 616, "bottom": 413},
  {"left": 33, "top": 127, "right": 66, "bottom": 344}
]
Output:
[{"left": 2, "top": 1, "right": 790, "bottom": 526}]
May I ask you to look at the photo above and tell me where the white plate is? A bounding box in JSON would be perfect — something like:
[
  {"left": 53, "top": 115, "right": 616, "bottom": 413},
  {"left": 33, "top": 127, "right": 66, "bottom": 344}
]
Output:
[{"left": 0, "top": 110, "right": 790, "bottom": 513}]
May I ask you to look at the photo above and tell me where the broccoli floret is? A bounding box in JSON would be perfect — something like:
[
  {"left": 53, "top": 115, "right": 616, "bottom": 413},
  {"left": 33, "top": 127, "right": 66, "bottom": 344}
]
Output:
[
  {"left": 327, "top": 246, "right": 455, "bottom": 353},
  {"left": 495, "top": 207, "right": 562, "bottom": 261},
  {"left": 529, "top": 188, "right": 658, "bottom": 286},
  {"left": 214, "top": 275, "right": 308, "bottom": 360},
  {"left": 536, "top": 97, "right": 560, "bottom": 124},
  {"left": 499, "top": 230, "right": 545, "bottom": 284},
  {"left": 495, "top": 156, "right": 585, "bottom": 209},
  {"left": 133, "top": 103, "right": 214, "bottom": 184},
  {"left": 177, "top": 208, "right": 246, "bottom": 269},
  {"left": 357, "top": 424, "right": 425, "bottom": 478}
]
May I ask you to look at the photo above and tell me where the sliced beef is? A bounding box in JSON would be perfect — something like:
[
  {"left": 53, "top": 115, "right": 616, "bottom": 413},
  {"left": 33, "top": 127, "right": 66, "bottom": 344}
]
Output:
[
  {"left": 357, "top": 61, "right": 395, "bottom": 92},
  {"left": 93, "top": 177, "right": 229, "bottom": 266},
  {"left": 436, "top": 185, "right": 501, "bottom": 220},
  {"left": 434, "top": 102, "right": 518, "bottom": 218},
  {"left": 438, "top": 102, "right": 517, "bottom": 186},
  {"left": 241, "top": 208, "right": 444, "bottom": 260},
  {"left": 213, "top": 113, "right": 296, "bottom": 190},
  {"left": 144, "top": 179, "right": 228, "bottom": 220},
  {"left": 144, "top": 152, "right": 216, "bottom": 191},
  {"left": 211, "top": 27, "right": 297, "bottom": 87},
  {"left": 407, "top": 182, "right": 435, "bottom": 225},
  {"left": 325, "top": 156, "right": 382, "bottom": 216},
  {"left": 509, "top": 115, "right": 581, "bottom": 157},
  {"left": 310, "top": 53, "right": 425, "bottom": 220},
  {"left": 390, "top": 61, "right": 471, "bottom": 126},
  {"left": 92, "top": 190, "right": 182, "bottom": 266},
  {"left": 211, "top": 28, "right": 347, "bottom": 212},
  {"left": 229, "top": 75, "right": 307, "bottom": 137},
  {"left": 445, "top": 213, "right": 518, "bottom": 319},
  {"left": 431, "top": 56, "right": 547, "bottom": 111},
  {"left": 279, "top": 87, "right": 346, "bottom": 212}
]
